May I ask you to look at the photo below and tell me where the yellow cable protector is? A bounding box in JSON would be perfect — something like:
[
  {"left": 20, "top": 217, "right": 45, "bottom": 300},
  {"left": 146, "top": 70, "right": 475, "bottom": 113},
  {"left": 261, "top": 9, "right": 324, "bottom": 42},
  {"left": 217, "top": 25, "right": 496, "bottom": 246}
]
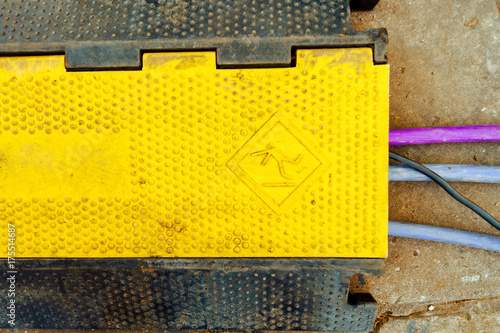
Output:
[{"left": 0, "top": 49, "right": 389, "bottom": 258}]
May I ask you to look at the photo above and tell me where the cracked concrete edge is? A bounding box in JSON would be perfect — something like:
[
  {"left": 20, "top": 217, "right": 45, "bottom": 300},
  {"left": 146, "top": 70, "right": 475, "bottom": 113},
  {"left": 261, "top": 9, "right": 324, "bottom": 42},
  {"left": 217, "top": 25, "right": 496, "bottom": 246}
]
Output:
[
  {"left": 376, "top": 296, "right": 500, "bottom": 319},
  {"left": 373, "top": 297, "right": 500, "bottom": 333}
]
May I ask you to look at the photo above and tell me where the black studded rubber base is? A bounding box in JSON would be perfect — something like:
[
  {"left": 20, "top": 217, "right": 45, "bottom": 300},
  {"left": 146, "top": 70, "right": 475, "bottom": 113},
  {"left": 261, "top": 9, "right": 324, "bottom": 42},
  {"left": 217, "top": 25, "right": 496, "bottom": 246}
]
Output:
[
  {"left": 0, "top": 259, "right": 382, "bottom": 331},
  {"left": 0, "top": 0, "right": 387, "bottom": 68}
]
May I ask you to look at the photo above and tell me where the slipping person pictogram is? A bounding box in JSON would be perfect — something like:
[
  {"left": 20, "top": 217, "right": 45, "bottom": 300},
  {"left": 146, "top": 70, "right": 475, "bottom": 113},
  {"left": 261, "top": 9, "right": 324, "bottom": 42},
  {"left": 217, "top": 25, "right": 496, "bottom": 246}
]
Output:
[{"left": 251, "top": 146, "right": 303, "bottom": 186}]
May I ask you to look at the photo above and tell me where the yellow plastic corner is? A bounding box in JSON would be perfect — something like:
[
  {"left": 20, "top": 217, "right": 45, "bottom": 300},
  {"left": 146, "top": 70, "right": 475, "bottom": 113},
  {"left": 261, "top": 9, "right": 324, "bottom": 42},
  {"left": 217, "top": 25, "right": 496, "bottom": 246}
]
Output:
[{"left": 0, "top": 48, "right": 388, "bottom": 258}]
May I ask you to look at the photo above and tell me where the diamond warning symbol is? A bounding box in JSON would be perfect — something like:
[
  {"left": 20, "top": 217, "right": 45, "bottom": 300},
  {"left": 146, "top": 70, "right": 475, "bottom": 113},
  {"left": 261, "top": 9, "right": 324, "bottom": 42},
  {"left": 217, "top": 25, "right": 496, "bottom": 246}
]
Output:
[{"left": 228, "top": 115, "right": 322, "bottom": 211}]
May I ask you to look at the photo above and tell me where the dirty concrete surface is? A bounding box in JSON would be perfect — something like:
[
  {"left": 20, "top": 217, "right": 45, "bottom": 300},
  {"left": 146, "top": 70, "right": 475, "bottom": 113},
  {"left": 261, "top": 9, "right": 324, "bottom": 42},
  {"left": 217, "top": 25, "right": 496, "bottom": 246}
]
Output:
[
  {"left": 1, "top": 0, "right": 499, "bottom": 333},
  {"left": 350, "top": 0, "right": 500, "bottom": 331}
]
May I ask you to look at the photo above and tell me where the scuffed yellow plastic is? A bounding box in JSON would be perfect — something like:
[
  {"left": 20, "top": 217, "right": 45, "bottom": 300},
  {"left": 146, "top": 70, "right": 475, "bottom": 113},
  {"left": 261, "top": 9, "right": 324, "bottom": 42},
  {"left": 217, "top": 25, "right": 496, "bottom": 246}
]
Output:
[{"left": 0, "top": 49, "right": 389, "bottom": 258}]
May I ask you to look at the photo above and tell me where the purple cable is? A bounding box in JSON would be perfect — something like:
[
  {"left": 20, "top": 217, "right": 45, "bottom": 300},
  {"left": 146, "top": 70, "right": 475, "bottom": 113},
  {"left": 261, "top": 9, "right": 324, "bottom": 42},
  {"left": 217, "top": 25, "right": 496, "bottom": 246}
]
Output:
[{"left": 389, "top": 125, "right": 500, "bottom": 146}]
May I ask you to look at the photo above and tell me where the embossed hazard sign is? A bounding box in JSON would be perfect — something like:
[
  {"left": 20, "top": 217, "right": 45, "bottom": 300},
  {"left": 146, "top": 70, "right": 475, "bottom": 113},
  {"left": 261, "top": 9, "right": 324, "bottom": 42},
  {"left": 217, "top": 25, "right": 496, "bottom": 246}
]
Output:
[{"left": 228, "top": 114, "right": 326, "bottom": 212}]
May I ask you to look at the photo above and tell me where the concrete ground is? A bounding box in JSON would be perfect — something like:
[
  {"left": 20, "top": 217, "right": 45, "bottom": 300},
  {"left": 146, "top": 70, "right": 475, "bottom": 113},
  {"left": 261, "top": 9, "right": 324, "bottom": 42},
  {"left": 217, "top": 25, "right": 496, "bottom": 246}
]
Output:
[
  {"left": 1, "top": 0, "right": 499, "bottom": 332},
  {"left": 351, "top": 0, "right": 500, "bottom": 331}
]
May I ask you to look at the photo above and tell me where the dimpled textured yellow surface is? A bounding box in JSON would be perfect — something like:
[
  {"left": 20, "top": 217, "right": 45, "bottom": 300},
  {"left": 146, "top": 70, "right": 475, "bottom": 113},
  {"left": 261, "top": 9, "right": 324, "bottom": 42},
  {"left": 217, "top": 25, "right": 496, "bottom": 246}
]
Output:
[{"left": 0, "top": 49, "right": 388, "bottom": 258}]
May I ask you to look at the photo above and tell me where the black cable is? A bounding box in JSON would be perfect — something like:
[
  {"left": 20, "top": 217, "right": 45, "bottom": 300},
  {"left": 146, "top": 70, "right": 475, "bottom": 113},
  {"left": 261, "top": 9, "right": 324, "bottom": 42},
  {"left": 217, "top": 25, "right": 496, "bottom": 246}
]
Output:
[{"left": 389, "top": 151, "right": 500, "bottom": 232}]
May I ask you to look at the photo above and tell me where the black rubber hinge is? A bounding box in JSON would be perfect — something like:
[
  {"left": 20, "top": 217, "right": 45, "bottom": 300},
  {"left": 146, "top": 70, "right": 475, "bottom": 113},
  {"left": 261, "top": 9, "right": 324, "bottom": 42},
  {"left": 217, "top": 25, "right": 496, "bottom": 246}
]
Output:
[{"left": 350, "top": 0, "right": 381, "bottom": 11}]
